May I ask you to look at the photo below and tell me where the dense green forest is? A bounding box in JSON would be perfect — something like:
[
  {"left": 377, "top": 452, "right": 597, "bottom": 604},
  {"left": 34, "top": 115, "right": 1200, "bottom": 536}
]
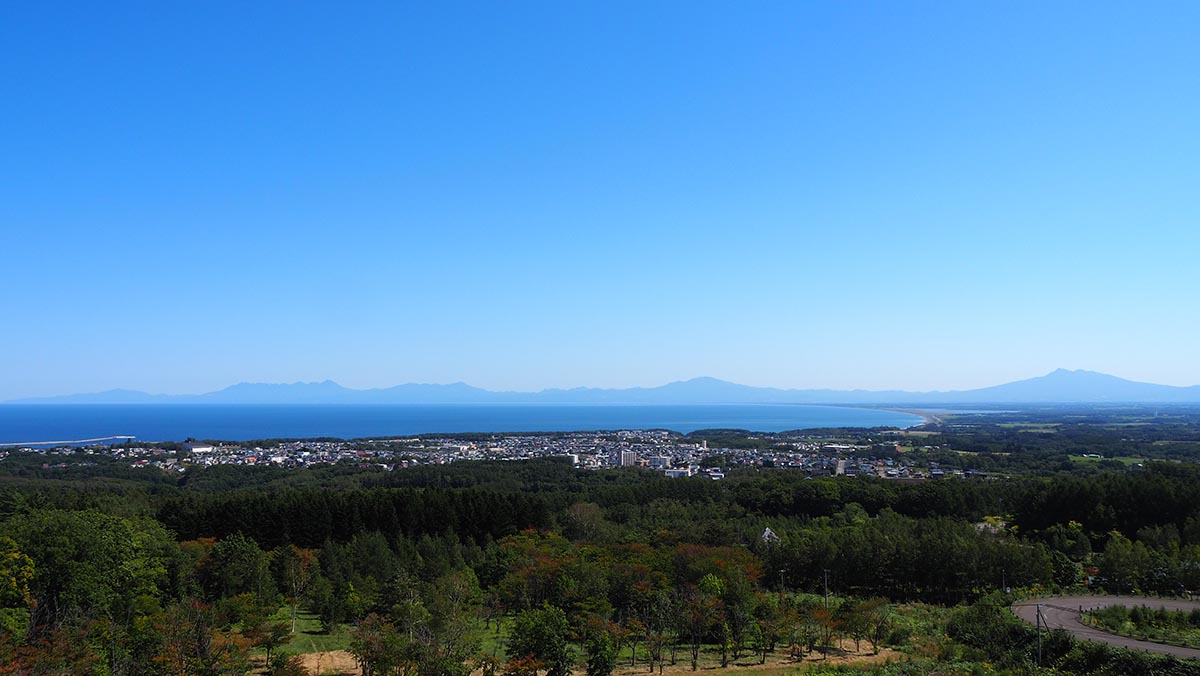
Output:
[{"left": 5, "top": 411, "right": 1200, "bottom": 675}]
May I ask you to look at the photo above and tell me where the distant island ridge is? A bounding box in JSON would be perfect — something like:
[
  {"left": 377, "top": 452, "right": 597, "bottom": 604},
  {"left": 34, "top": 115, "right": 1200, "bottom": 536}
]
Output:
[{"left": 8, "top": 369, "right": 1200, "bottom": 405}]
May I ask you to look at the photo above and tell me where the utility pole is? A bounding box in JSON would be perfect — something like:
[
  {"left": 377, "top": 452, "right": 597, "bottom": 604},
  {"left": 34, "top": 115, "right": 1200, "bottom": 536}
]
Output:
[
  {"left": 823, "top": 569, "right": 830, "bottom": 609},
  {"left": 1036, "top": 603, "right": 1043, "bottom": 667}
]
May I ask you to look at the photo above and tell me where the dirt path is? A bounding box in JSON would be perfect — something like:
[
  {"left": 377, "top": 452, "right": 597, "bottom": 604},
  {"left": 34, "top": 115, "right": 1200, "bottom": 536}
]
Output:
[
  {"left": 1013, "top": 596, "right": 1200, "bottom": 660},
  {"left": 298, "top": 641, "right": 896, "bottom": 676}
]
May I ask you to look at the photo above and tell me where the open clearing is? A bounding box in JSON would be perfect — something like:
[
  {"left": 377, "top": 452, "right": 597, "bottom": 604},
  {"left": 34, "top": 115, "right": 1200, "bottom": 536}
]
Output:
[
  {"left": 298, "top": 640, "right": 900, "bottom": 676},
  {"left": 1068, "top": 455, "right": 1143, "bottom": 465}
]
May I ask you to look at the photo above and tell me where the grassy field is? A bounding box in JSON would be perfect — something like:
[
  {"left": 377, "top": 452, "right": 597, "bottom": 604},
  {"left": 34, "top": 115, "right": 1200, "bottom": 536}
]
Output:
[
  {"left": 998, "top": 423, "right": 1061, "bottom": 432},
  {"left": 478, "top": 619, "right": 512, "bottom": 661},
  {"left": 262, "top": 608, "right": 353, "bottom": 656},
  {"left": 1068, "top": 454, "right": 1143, "bottom": 465}
]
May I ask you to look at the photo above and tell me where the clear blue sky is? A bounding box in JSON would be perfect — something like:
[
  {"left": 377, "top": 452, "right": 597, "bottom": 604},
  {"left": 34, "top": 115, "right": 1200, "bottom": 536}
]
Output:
[{"left": 3, "top": 2, "right": 1199, "bottom": 399}]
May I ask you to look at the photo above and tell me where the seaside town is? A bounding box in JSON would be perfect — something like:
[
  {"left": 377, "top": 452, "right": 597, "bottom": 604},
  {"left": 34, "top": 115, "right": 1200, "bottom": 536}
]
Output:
[{"left": 0, "top": 429, "right": 974, "bottom": 481}]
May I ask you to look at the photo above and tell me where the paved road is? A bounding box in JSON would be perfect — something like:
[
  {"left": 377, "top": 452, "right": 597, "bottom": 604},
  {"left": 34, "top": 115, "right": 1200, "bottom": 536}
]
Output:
[{"left": 1013, "top": 596, "right": 1200, "bottom": 659}]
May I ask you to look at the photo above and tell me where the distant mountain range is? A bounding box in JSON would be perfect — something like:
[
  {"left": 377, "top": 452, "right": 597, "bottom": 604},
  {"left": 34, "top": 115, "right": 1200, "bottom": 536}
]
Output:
[{"left": 7, "top": 369, "right": 1200, "bottom": 405}]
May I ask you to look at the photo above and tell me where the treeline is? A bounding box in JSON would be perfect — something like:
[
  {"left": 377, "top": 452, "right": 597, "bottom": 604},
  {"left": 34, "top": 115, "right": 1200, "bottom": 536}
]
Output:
[
  {"left": 0, "top": 506, "right": 487, "bottom": 675},
  {"left": 11, "top": 457, "right": 1200, "bottom": 552},
  {"left": 9, "top": 451, "right": 1200, "bottom": 672},
  {"left": 4, "top": 501, "right": 1195, "bottom": 675},
  {"left": 729, "top": 472, "right": 1017, "bottom": 520},
  {"left": 1014, "top": 463, "right": 1200, "bottom": 537},
  {"left": 158, "top": 487, "right": 558, "bottom": 549},
  {"left": 757, "top": 508, "right": 1060, "bottom": 602}
]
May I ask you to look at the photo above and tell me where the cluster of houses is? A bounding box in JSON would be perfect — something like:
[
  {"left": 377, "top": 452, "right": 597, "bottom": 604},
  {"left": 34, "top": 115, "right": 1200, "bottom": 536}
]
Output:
[{"left": 1, "top": 431, "right": 974, "bottom": 481}]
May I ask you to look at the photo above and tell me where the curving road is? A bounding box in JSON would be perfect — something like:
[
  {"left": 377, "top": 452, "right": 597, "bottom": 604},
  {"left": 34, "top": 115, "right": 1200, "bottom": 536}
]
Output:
[{"left": 1013, "top": 596, "right": 1200, "bottom": 659}]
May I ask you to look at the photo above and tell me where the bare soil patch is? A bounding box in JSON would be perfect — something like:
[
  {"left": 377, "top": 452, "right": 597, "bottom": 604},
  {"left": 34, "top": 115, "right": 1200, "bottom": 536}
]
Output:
[
  {"left": 298, "top": 641, "right": 897, "bottom": 676},
  {"left": 300, "top": 650, "right": 359, "bottom": 675}
]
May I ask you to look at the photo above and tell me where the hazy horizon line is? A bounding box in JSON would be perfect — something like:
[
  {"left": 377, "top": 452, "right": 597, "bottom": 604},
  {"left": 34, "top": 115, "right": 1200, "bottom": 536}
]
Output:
[{"left": 8, "top": 368, "right": 1200, "bottom": 404}]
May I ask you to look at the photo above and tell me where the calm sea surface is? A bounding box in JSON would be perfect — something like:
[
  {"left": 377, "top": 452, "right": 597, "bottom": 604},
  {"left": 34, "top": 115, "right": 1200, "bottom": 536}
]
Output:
[{"left": 0, "top": 404, "right": 924, "bottom": 444}]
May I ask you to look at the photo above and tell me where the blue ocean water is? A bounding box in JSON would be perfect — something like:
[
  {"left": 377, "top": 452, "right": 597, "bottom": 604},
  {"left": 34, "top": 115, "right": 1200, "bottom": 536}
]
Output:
[{"left": 0, "top": 404, "right": 924, "bottom": 444}]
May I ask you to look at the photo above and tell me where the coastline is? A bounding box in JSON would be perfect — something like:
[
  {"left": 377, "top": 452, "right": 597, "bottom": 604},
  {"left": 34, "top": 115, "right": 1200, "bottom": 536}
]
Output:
[
  {"left": 876, "top": 407, "right": 942, "bottom": 426},
  {"left": 0, "top": 402, "right": 923, "bottom": 444}
]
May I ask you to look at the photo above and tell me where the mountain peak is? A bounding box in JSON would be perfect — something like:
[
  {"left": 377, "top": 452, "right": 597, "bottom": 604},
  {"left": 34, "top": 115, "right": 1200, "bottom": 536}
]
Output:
[{"left": 1043, "top": 368, "right": 1125, "bottom": 380}]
